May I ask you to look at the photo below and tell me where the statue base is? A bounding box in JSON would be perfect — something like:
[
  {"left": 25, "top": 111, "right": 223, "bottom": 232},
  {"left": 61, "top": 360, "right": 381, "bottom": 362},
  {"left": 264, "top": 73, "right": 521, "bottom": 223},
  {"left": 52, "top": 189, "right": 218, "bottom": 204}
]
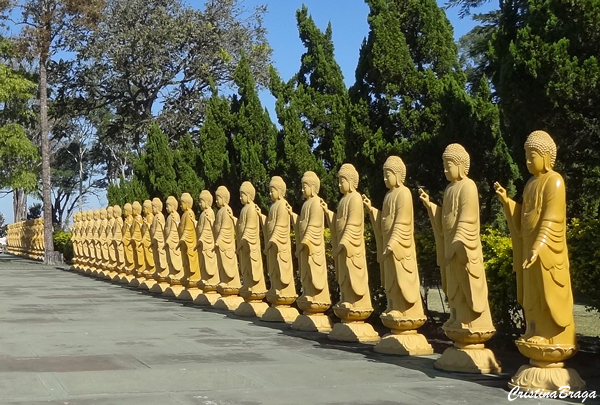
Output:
[
  {"left": 508, "top": 362, "right": 586, "bottom": 394},
  {"left": 139, "top": 278, "right": 157, "bottom": 290},
  {"left": 262, "top": 305, "right": 300, "bottom": 323},
  {"left": 328, "top": 321, "right": 380, "bottom": 343},
  {"left": 291, "top": 313, "right": 333, "bottom": 333},
  {"left": 128, "top": 276, "right": 145, "bottom": 288},
  {"left": 178, "top": 287, "right": 202, "bottom": 301},
  {"left": 163, "top": 284, "right": 186, "bottom": 298},
  {"left": 374, "top": 330, "right": 434, "bottom": 356},
  {"left": 234, "top": 301, "right": 269, "bottom": 318},
  {"left": 119, "top": 274, "right": 135, "bottom": 284},
  {"left": 149, "top": 282, "right": 170, "bottom": 294},
  {"left": 213, "top": 295, "right": 244, "bottom": 311},
  {"left": 106, "top": 271, "right": 118, "bottom": 280},
  {"left": 193, "top": 292, "right": 221, "bottom": 306},
  {"left": 434, "top": 344, "right": 502, "bottom": 374}
]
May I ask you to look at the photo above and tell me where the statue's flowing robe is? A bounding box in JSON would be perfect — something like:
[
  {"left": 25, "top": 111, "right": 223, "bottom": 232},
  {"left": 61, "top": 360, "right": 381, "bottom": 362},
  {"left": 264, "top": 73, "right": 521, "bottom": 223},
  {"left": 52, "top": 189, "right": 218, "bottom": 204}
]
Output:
[
  {"left": 151, "top": 212, "right": 168, "bottom": 276},
  {"left": 214, "top": 206, "right": 241, "bottom": 286},
  {"left": 502, "top": 171, "right": 574, "bottom": 331},
  {"left": 238, "top": 202, "right": 266, "bottom": 291},
  {"left": 334, "top": 191, "right": 371, "bottom": 305},
  {"left": 165, "top": 211, "right": 183, "bottom": 278},
  {"left": 371, "top": 186, "right": 424, "bottom": 315},
  {"left": 178, "top": 209, "right": 200, "bottom": 283},
  {"left": 197, "top": 209, "right": 219, "bottom": 285},
  {"left": 266, "top": 199, "right": 294, "bottom": 293}
]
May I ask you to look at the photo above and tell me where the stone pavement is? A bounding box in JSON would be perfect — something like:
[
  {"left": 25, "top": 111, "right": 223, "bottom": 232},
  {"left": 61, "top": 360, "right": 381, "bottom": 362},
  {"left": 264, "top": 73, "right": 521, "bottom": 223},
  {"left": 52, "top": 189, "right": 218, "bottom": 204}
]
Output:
[{"left": 0, "top": 254, "right": 592, "bottom": 405}]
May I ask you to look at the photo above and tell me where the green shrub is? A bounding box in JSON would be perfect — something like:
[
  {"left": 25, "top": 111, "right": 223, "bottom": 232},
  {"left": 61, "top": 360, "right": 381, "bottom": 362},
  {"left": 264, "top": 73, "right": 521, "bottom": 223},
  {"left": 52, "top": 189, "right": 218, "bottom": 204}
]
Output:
[
  {"left": 481, "top": 227, "right": 524, "bottom": 345},
  {"left": 53, "top": 231, "right": 73, "bottom": 263},
  {"left": 568, "top": 218, "right": 600, "bottom": 314}
]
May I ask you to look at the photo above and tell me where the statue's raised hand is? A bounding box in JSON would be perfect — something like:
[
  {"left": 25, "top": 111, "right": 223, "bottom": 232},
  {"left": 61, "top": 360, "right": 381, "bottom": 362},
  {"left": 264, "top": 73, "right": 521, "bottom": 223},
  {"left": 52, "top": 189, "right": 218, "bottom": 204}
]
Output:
[
  {"left": 361, "top": 194, "right": 372, "bottom": 210},
  {"left": 494, "top": 182, "right": 509, "bottom": 205},
  {"left": 418, "top": 188, "right": 430, "bottom": 207}
]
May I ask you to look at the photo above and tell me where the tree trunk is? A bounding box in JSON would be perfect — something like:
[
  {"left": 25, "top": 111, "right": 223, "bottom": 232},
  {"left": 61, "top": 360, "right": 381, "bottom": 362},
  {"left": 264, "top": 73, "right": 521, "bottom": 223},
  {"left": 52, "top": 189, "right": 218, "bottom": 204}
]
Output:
[
  {"left": 40, "top": 59, "right": 55, "bottom": 264},
  {"left": 13, "top": 189, "right": 27, "bottom": 222}
]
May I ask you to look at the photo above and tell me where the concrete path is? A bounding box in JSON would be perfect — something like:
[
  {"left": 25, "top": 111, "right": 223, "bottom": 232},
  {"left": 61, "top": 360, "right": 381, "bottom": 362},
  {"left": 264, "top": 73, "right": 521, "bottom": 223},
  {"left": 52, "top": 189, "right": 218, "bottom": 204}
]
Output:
[{"left": 0, "top": 254, "right": 590, "bottom": 404}]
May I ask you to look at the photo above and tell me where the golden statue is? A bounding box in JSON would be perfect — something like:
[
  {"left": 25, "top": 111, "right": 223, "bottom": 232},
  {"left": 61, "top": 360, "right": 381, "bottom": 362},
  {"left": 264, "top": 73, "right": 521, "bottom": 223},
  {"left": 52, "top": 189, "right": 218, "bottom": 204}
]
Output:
[
  {"left": 148, "top": 198, "right": 170, "bottom": 293},
  {"left": 234, "top": 181, "right": 269, "bottom": 317},
  {"left": 194, "top": 190, "right": 221, "bottom": 306},
  {"left": 213, "top": 186, "right": 244, "bottom": 311},
  {"left": 101, "top": 206, "right": 116, "bottom": 279},
  {"left": 495, "top": 130, "right": 584, "bottom": 392},
  {"left": 138, "top": 200, "right": 156, "bottom": 290},
  {"left": 111, "top": 205, "right": 125, "bottom": 282},
  {"left": 363, "top": 156, "right": 433, "bottom": 355},
  {"left": 259, "top": 176, "right": 299, "bottom": 323},
  {"left": 82, "top": 210, "right": 94, "bottom": 272},
  {"left": 120, "top": 203, "right": 136, "bottom": 283},
  {"left": 94, "top": 207, "right": 109, "bottom": 277},
  {"left": 128, "top": 201, "right": 146, "bottom": 287},
  {"left": 419, "top": 143, "right": 500, "bottom": 373},
  {"left": 321, "top": 163, "right": 379, "bottom": 342},
  {"left": 288, "top": 171, "right": 332, "bottom": 332},
  {"left": 164, "top": 196, "right": 185, "bottom": 298},
  {"left": 88, "top": 209, "right": 101, "bottom": 274},
  {"left": 70, "top": 212, "right": 82, "bottom": 270},
  {"left": 176, "top": 193, "right": 202, "bottom": 300}
]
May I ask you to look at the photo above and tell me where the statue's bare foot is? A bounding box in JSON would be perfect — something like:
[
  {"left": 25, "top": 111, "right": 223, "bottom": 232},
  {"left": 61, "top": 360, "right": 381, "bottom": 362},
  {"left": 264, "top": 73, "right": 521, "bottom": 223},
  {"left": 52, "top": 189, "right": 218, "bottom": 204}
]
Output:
[
  {"left": 338, "top": 301, "right": 353, "bottom": 309},
  {"left": 526, "top": 335, "right": 550, "bottom": 345},
  {"left": 383, "top": 310, "right": 402, "bottom": 318}
]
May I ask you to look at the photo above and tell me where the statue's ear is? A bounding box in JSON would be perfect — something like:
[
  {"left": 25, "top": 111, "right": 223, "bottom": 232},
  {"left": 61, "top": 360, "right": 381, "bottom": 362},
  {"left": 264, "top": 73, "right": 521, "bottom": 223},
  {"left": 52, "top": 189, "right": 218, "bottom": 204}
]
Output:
[
  {"left": 458, "top": 164, "right": 466, "bottom": 180},
  {"left": 543, "top": 154, "right": 552, "bottom": 172}
]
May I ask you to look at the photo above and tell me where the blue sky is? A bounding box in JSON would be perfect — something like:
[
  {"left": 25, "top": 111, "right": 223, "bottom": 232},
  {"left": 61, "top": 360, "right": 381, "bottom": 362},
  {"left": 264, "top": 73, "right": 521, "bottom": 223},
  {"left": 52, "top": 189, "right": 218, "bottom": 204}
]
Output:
[{"left": 1, "top": 0, "right": 493, "bottom": 224}]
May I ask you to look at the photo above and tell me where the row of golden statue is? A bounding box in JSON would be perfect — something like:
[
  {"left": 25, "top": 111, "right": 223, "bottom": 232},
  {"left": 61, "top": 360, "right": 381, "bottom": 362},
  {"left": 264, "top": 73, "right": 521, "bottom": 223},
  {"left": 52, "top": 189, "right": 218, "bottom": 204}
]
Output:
[
  {"left": 6, "top": 218, "right": 45, "bottom": 260},
  {"left": 4, "top": 131, "right": 585, "bottom": 394}
]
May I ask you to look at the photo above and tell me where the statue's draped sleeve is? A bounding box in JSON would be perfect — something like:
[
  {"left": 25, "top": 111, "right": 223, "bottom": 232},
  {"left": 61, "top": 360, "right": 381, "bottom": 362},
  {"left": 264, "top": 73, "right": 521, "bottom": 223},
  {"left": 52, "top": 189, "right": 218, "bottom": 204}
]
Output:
[
  {"left": 336, "top": 192, "right": 368, "bottom": 297},
  {"left": 501, "top": 195, "right": 524, "bottom": 306},
  {"left": 453, "top": 179, "right": 487, "bottom": 314},
  {"left": 198, "top": 209, "right": 217, "bottom": 276},
  {"left": 215, "top": 207, "right": 237, "bottom": 279},
  {"left": 387, "top": 187, "right": 420, "bottom": 304},
  {"left": 268, "top": 200, "right": 292, "bottom": 285},
  {"left": 239, "top": 204, "right": 262, "bottom": 282},
  {"left": 300, "top": 198, "right": 327, "bottom": 291}
]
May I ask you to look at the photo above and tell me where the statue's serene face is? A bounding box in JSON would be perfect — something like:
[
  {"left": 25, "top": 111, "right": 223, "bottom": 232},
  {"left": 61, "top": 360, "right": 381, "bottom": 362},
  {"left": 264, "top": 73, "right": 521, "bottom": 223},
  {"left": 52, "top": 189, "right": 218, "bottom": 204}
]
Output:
[
  {"left": 525, "top": 147, "right": 546, "bottom": 176},
  {"left": 383, "top": 169, "right": 398, "bottom": 189},
  {"left": 152, "top": 204, "right": 159, "bottom": 215},
  {"left": 443, "top": 158, "right": 460, "bottom": 182},
  {"left": 166, "top": 201, "right": 173, "bottom": 213},
  {"left": 302, "top": 181, "right": 313, "bottom": 199},
  {"left": 338, "top": 177, "right": 351, "bottom": 194},
  {"left": 240, "top": 191, "right": 249, "bottom": 205},
  {"left": 180, "top": 200, "right": 188, "bottom": 211},
  {"left": 216, "top": 195, "right": 224, "bottom": 208},
  {"left": 200, "top": 199, "right": 207, "bottom": 210},
  {"left": 269, "top": 186, "right": 280, "bottom": 202}
]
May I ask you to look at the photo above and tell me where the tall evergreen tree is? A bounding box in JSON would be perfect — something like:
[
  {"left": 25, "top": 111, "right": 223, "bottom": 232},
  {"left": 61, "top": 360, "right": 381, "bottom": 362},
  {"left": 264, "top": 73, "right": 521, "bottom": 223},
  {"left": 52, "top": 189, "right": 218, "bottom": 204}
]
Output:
[
  {"left": 198, "top": 85, "right": 232, "bottom": 193},
  {"left": 135, "top": 123, "right": 178, "bottom": 201},
  {"left": 230, "top": 56, "right": 277, "bottom": 210},
  {"left": 347, "top": 0, "right": 463, "bottom": 205},
  {"left": 453, "top": 0, "right": 600, "bottom": 219},
  {"left": 174, "top": 133, "right": 203, "bottom": 206}
]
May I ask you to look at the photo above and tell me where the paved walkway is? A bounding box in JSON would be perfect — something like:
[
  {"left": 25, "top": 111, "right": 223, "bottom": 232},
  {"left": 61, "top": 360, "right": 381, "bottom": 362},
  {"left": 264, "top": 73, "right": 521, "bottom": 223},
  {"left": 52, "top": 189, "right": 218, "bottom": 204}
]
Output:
[{"left": 0, "top": 254, "right": 593, "bottom": 404}]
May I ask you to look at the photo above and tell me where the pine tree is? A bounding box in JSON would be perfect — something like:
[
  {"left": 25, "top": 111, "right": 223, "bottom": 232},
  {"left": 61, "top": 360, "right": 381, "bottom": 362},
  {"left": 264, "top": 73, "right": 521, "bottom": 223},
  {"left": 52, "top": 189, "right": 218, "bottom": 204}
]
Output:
[
  {"left": 135, "top": 123, "right": 178, "bottom": 201},
  {"left": 198, "top": 85, "right": 232, "bottom": 193},
  {"left": 230, "top": 56, "right": 278, "bottom": 209},
  {"left": 174, "top": 133, "right": 203, "bottom": 207},
  {"left": 347, "top": 0, "right": 463, "bottom": 205}
]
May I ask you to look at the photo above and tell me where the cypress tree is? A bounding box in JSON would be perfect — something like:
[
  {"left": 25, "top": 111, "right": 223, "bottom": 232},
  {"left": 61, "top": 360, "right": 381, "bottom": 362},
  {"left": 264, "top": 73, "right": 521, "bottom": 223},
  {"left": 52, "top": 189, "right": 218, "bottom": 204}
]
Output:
[
  {"left": 174, "top": 133, "right": 203, "bottom": 207},
  {"left": 230, "top": 56, "right": 278, "bottom": 209},
  {"left": 199, "top": 85, "right": 232, "bottom": 192},
  {"left": 135, "top": 123, "right": 178, "bottom": 201}
]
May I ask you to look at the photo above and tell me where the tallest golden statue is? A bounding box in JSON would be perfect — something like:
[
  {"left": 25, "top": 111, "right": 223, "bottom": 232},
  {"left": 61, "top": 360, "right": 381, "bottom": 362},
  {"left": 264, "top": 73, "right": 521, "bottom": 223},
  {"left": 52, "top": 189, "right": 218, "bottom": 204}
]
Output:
[{"left": 495, "top": 130, "right": 585, "bottom": 393}]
